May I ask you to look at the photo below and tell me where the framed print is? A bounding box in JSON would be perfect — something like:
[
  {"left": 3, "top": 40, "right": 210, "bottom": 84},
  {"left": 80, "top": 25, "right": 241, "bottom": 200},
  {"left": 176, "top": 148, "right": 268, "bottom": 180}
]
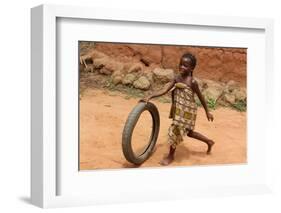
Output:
[{"left": 31, "top": 4, "right": 274, "bottom": 208}]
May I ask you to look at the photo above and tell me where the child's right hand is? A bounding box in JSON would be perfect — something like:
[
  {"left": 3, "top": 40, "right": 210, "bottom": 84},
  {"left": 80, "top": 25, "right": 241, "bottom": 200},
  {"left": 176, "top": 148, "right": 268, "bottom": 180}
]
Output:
[{"left": 206, "top": 112, "right": 214, "bottom": 122}]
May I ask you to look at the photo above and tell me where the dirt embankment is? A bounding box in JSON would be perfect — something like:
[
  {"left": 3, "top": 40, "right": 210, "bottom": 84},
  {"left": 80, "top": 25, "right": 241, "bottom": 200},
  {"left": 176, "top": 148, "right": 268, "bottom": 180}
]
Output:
[
  {"left": 82, "top": 42, "right": 247, "bottom": 87},
  {"left": 79, "top": 42, "right": 247, "bottom": 111}
]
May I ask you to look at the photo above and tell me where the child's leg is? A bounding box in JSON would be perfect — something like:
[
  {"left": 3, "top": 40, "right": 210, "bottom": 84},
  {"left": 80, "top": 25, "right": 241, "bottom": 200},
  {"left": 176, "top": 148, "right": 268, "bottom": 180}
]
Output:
[
  {"left": 187, "top": 130, "right": 215, "bottom": 154},
  {"left": 160, "top": 145, "right": 176, "bottom": 166},
  {"left": 160, "top": 124, "right": 183, "bottom": 166}
]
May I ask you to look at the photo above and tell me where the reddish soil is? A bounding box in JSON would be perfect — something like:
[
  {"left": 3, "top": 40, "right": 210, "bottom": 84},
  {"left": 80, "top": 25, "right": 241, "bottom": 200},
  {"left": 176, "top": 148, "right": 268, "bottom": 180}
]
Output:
[
  {"left": 92, "top": 43, "right": 247, "bottom": 86},
  {"left": 79, "top": 88, "right": 247, "bottom": 170}
]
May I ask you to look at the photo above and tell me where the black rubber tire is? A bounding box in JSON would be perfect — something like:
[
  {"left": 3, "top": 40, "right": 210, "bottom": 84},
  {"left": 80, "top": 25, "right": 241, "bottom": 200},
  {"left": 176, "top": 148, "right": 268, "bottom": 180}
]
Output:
[{"left": 122, "top": 102, "right": 160, "bottom": 165}]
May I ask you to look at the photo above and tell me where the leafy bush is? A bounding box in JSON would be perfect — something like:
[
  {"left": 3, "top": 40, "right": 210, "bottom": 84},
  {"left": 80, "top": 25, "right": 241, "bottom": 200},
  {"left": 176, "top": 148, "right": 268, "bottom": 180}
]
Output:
[
  {"left": 207, "top": 98, "right": 216, "bottom": 110},
  {"left": 231, "top": 100, "right": 247, "bottom": 112}
]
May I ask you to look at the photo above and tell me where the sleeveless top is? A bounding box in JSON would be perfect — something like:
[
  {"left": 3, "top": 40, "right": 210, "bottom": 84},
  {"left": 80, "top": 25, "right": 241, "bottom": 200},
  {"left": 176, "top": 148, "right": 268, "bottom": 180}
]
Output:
[{"left": 169, "top": 82, "right": 197, "bottom": 131}]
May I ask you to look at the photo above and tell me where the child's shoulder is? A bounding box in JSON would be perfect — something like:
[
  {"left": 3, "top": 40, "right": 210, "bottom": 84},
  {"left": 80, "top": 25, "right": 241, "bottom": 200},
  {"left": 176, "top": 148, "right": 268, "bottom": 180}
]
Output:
[
  {"left": 191, "top": 77, "right": 198, "bottom": 85},
  {"left": 190, "top": 78, "right": 199, "bottom": 90}
]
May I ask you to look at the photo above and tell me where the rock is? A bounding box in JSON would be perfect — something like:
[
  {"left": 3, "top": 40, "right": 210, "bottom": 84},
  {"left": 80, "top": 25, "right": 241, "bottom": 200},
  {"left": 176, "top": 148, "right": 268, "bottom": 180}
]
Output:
[
  {"left": 233, "top": 87, "right": 247, "bottom": 101},
  {"left": 152, "top": 68, "right": 175, "bottom": 84},
  {"left": 133, "top": 76, "right": 151, "bottom": 90},
  {"left": 203, "top": 88, "right": 223, "bottom": 102},
  {"left": 217, "top": 83, "right": 247, "bottom": 106},
  {"left": 80, "top": 50, "right": 106, "bottom": 67},
  {"left": 112, "top": 75, "right": 123, "bottom": 85},
  {"left": 201, "top": 79, "right": 224, "bottom": 101},
  {"left": 122, "top": 73, "right": 137, "bottom": 85},
  {"left": 226, "top": 80, "right": 240, "bottom": 92},
  {"left": 144, "top": 72, "right": 154, "bottom": 83},
  {"left": 111, "top": 70, "right": 124, "bottom": 85},
  {"left": 128, "top": 63, "right": 143, "bottom": 73},
  {"left": 99, "top": 67, "right": 112, "bottom": 75},
  {"left": 111, "top": 70, "right": 123, "bottom": 78},
  {"left": 93, "top": 56, "right": 108, "bottom": 69},
  {"left": 224, "top": 93, "right": 236, "bottom": 104},
  {"left": 93, "top": 56, "right": 123, "bottom": 75}
]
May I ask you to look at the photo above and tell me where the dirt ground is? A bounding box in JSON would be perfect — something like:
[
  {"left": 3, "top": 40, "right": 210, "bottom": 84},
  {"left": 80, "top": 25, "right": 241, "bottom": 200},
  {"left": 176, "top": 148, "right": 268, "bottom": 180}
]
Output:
[{"left": 79, "top": 88, "right": 247, "bottom": 170}]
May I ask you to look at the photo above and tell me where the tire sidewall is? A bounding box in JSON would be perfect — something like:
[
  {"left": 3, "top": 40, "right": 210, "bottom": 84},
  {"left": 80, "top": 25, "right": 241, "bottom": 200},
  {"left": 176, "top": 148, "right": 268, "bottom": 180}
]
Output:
[{"left": 122, "top": 102, "right": 160, "bottom": 165}]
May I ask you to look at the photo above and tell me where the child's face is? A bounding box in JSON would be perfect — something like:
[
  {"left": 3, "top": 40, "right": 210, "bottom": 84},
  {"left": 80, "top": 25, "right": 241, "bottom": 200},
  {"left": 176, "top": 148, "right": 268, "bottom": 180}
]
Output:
[{"left": 179, "top": 56, "right": 194, "bottom": 75}]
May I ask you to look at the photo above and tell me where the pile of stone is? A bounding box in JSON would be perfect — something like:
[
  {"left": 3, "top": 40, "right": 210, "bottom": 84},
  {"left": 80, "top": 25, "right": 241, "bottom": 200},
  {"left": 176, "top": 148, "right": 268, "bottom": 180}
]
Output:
[
  {"left": 80, "top": 50, "right": 173, "bottom": 90},
  {"left": 196, "top": 78, "right": 246, "bottom": 106},
  {"left": 80, "top": 50, "right": 246, "bottom": 107}
]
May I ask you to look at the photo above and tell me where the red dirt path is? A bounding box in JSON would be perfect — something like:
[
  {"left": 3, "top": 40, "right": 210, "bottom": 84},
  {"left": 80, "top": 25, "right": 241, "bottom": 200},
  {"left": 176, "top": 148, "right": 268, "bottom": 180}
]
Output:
[{"left": 79, "top": 88, "right": 247, "bottom": 170}]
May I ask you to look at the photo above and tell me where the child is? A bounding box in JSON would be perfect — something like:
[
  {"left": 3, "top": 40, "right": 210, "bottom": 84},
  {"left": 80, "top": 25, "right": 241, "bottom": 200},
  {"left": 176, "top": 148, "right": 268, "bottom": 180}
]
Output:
[{"left": 141, "top": 52, "right": 215, "bottom": 166}]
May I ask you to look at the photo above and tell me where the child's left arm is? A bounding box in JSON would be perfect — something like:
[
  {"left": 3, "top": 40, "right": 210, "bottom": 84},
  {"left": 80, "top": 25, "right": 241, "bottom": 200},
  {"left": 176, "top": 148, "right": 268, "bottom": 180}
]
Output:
[{"left": 191, "top": 80, "right": 214, "bottom": 122}]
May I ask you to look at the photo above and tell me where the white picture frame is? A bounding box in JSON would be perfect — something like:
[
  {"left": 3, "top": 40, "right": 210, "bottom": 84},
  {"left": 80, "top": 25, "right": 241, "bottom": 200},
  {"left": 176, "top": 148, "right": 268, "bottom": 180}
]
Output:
[{"left": 31, "top": 4, "right": 274, "bottom": 208}]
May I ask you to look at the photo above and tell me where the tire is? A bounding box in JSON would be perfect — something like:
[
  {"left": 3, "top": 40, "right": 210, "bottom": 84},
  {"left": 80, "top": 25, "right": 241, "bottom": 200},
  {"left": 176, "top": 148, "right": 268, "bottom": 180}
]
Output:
[{"left": 122, "top": 102, "right": 160, "bottom": 165}]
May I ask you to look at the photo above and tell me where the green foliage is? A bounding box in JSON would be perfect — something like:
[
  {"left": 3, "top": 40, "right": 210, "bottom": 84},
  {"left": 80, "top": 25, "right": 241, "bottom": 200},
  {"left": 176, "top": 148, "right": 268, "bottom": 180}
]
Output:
[
  {"left": 207, "top": 98, "right": 216, "bottom": 110},
  {"left": 81, "top": 73, "right": 247, "bottom": 112},
  {"left": 104, "top": 80, "right": 116, "bottom": 91},
  {"left": 231, "top": 100, "right": 247, "bottom": 112}
]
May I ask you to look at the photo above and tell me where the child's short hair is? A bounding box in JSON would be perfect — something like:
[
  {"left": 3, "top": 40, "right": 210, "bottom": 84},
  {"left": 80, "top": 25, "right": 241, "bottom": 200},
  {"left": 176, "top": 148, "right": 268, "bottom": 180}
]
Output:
[{"left": 181, "top": 52, "right": 197, "bottom": 68}]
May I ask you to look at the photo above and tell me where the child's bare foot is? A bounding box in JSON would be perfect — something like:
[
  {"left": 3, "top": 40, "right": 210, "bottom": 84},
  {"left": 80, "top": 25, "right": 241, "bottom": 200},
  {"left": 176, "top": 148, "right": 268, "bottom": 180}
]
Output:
[
  {"left": 207, "top": 140, "right": 215, "bottom": 154},
  {"left": 160, "top": 155, "right": 174, "bottom": 166}
]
